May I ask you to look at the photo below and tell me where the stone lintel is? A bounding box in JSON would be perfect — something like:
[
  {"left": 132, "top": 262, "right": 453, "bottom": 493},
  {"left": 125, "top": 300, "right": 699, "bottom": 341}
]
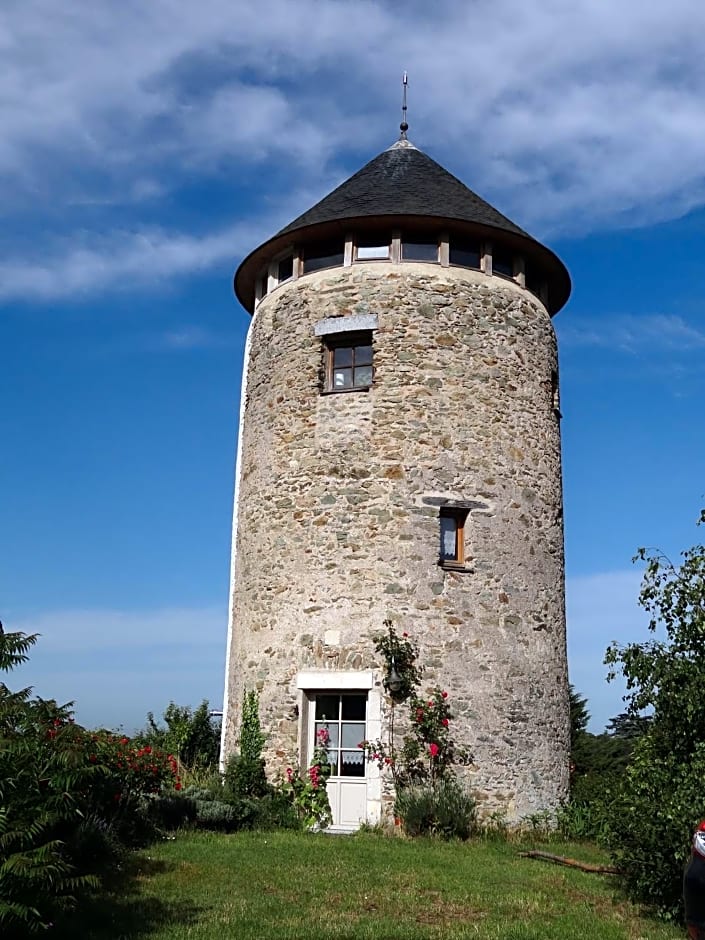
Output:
[
  {"left": 296, "top": 670, "right": 375, "bottom": 690},
  {"left": 422, "top": 497, "right": 489, "bottom": 511},
  {"left": 314, "top": 314, "right": 379, "bottom": 336}
]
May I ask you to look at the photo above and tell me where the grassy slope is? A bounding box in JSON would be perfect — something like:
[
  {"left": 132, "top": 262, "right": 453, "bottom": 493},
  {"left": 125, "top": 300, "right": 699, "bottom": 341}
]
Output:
[{"left": 60, "top": 831, "right": 682, "bottom": 940}]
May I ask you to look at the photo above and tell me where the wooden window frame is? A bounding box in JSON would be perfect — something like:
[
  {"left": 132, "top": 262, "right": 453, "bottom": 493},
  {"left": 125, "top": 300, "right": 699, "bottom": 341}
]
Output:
[
  {"left": 322, "top": 331, "right": 374, "bottom": 394},
  {"left": 439, "top": 507, "right": 468, "bottom": 569}
]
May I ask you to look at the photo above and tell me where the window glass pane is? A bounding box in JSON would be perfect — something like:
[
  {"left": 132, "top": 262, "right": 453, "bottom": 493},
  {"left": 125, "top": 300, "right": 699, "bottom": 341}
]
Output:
[
  {"left": 341, "top": 722, "right": 365, "bottom": 748},
  {"left": 357, "top": 244, "right": 389, "bottom": 260},
  {"left": 440, "top": 515, "right": 458, "bottom": 560},
  {"left": 333, "top": 347, "right": 353, "bottom": 367},
  {"left": 354, "top": 345, "right": 372, "bottom": 366},
  {"left": 525, "top": 262, "right": 542, "bottom": 296},
  {"left": 493, "top": 248, "right": 513, "bottom": 277},
  {"left": 316, "top": 722, "right": 339, "bottom": 748},
  {"left": 327, "top": 750, "right": 339, "bottom": 773},
  {"left": 449, "top": 241, "right": 481, "bottom": 269},
  {"left": 341, "top": 750, "right": 365, "bottom": 777},
  {"left": 402, "top": 239, "right": 438, "bottom": 262},
  {"left": 315, "top": 695, "right": 339, "bottom": 721},
  {"left": 257, "top": 275, "right": 268, "bottom": 298},
  {"left": 353, "top": 365, "right": 373, "bottom": 388},
  {"left": 333, "top": 368, "right": 353, "bottom": 389},
  {"left": 277, "top": 255, "right": 293, "bottom": 282},
  {"left": 304, "top": 242, "right": 344, "bottom": 273},
  {"left": 341, "top": 695, "right": 367, "bottom": 721}
]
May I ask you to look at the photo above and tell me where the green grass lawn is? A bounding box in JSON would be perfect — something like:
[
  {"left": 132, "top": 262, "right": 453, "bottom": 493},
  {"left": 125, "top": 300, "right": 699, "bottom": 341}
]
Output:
[{"left": 58, "top": 831, "right": 683, "bottom": 940}]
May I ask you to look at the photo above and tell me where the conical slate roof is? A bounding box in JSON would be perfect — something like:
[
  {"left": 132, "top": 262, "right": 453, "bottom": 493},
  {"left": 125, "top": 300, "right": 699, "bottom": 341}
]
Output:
[
  {"left": 277, "top": 140, "right": 529, "bottom": 240},
  {"left": 234, "top": 138, "right": 571, "bottom": 314}
]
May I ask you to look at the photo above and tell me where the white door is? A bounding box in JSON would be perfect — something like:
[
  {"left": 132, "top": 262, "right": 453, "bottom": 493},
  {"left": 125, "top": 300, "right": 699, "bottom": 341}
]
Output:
[{"left": 310, "top": 693, "right": 367, "bottom": 829}]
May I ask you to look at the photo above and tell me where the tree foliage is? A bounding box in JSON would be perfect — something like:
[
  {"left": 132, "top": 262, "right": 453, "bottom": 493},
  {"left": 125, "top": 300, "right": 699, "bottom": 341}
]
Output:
[
  {"left": 603, "top": 510, "right": 705, "bottom": 918},
  {"left": 141, "top": 700, "right": 220, "bottom": 771},
  {"left": 0, "top": 625, "right": 181, "bottom": 935}
]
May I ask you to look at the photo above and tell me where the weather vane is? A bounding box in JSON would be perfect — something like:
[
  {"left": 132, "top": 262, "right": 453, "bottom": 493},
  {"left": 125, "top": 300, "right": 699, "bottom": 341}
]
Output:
[{"left": 400, "top": 71, "right": 409, "bottom": 139}]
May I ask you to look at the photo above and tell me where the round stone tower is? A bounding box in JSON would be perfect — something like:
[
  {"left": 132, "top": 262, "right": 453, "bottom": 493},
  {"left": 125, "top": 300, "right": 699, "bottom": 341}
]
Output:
[{"left": 221, "top": 135, "right": 571, "bottom": 828}]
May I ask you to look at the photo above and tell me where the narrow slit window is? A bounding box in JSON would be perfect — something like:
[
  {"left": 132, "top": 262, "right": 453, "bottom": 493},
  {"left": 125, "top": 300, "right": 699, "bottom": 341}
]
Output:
[{"left": 439, "top": 508, "right": 468, "bottom": 566}]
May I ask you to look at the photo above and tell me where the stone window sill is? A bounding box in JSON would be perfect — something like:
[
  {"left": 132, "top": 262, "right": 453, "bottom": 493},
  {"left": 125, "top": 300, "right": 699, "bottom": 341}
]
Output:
[
  {"left": 320, "top": 386, "right": 371, "bottom": 396},
  {"left": 438, "top": 561, "right": 474, "bottom": 573}
]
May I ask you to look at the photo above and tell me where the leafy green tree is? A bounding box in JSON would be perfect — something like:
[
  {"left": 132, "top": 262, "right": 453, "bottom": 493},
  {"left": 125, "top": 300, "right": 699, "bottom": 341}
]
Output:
[
  {"left": 603, "top": 510, "right": 705, "bottom": 917},
  {"left": 141, "top": 700, "right": 220, "bottom": 770}
]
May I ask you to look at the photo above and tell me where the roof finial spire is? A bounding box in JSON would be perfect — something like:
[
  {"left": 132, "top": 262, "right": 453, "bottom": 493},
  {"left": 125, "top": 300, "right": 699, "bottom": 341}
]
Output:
[{"left": 399, "top": 71, "right": 409, "bottom": 139}]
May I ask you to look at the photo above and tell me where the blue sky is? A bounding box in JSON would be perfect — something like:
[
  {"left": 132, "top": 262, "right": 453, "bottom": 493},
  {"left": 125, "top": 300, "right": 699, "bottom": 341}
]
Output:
[{"left": 2, "top": 0, "right": 704, "bottom": 734}]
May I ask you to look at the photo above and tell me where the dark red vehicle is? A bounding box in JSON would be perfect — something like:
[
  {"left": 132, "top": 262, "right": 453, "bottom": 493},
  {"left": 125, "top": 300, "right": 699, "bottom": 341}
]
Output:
[{"left": 684, "top": 822, "right": 705, "bottom": 939}]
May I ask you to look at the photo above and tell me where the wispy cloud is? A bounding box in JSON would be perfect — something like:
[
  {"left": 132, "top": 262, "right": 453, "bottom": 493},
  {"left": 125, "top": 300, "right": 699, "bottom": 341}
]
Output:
[
  {"left": 11, "top": 606, "right": 226, "bottom": 731},
  {"left": 558, "top": 313, "right": 705, "bottom": 354},
  {"left": 158, "top": 326, "right": 238, "bottom": 351}
]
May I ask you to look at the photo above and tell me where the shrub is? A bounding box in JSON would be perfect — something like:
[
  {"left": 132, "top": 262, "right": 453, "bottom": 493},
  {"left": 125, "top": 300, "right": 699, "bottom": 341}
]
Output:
[
  {"left": 0, "top": 626, "right": 183, "bottom": 936},
  {"left": 224, "top": 754, "right": 269, "bottom": 800},
  {"left": 395, "top": 777, "right": 477, "bottom": 840},
  {"left": 604, "top": 736, "right": 705, "bottom": 918},
  {"left": 145, "top": 793, "right": 198, "bottom": 830},
  {"left": 196, "top": 800, "right": 242, "bottom": 832}
]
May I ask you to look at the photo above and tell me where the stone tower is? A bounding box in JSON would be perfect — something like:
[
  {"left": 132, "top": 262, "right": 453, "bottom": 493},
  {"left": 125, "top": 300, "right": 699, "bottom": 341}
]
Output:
[{"left": 221, "top": 135, "right": 571, "bottom": 829}]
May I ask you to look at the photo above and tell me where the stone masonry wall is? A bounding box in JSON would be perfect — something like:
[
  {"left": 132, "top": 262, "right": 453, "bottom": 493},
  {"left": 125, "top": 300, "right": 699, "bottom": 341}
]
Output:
[{"left": 223, "top": 262, "right": 569, "bottom": 820}]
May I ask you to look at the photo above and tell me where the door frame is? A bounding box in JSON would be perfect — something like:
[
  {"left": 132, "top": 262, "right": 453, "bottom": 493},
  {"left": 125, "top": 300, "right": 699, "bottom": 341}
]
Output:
[{"left": 296, "top": 670, "right": 382, "bottom": 830}]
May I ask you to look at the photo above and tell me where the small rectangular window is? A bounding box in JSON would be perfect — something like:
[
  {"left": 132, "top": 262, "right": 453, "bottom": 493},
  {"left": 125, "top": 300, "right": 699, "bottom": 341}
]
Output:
[
  {"left": 492, "top": 247, "right": 514, "bottom": 278},
  {"left": 324, "top": 332, "right": 373, "bottom": 393},
  {"left": 449, "top": 239, "right": 482, "bottom": 270},
  {"left": 402, "top": 237, "right": 439, "bottom": 262},
  {"left": 439, "top": 508, "right": 468, "bottom": 567}
]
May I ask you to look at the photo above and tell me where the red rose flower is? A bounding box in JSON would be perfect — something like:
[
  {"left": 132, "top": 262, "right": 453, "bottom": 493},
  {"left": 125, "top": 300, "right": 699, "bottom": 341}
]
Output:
[{"left": 429, "top": 743, "right": 439, "bottom": 758}]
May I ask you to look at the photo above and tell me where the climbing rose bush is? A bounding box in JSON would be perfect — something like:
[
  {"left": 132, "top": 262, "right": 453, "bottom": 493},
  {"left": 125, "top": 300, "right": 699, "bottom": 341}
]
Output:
[
  {"left": 283, "top": 728, "right": 332, "bottom": 829},
  {"left": 361, "top": 685, "right": 461, "bottom": 786}
]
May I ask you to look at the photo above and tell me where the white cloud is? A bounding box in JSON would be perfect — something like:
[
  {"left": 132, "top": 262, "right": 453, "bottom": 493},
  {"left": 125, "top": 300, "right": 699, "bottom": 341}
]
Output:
[
  {"left": 0, "top": 222, "right": 254, "bottom": 302},
  {"left": 1, "top": 0, "right": 705, "bottom": 236}
]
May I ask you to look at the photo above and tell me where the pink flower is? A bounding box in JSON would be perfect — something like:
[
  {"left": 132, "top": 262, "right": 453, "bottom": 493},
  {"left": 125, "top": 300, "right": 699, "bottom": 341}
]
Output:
[
  {"left": 441, "top": 718, "right": 449, "bottom": 727},
  {"left": 286, "top": 767, "right": 294, "bottom": 782},
  {"left": 316, "top": 727, "right": 330, "bottom": 745},
  {"left": 441, "top": 691, "right": 448, "bottom": 699},
  {"left": 429, "top": 743, "right": 439, "bottom": 758}
]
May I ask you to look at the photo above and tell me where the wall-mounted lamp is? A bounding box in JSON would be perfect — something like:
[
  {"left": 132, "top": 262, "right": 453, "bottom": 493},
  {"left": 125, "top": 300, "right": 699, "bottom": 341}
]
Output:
[{"left": 387, "top": 657, "right": 402, "bottom": 695}]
